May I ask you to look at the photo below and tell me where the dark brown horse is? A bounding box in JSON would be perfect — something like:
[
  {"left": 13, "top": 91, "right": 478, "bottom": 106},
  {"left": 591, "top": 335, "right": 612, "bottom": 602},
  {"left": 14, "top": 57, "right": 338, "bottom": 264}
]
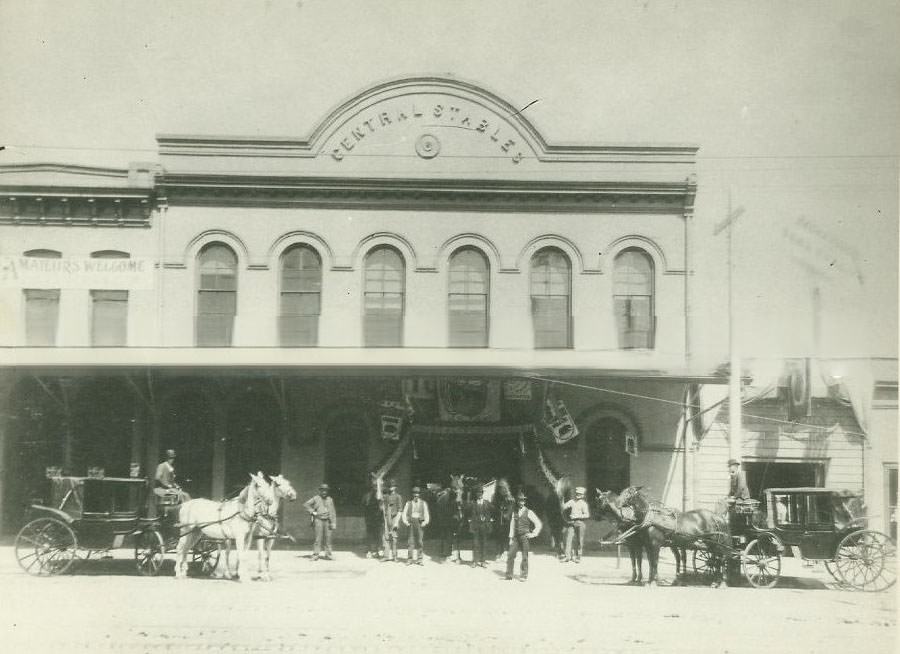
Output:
[
  {"left": 434, "top": 474, "right": 477, "bottom": 562},
  {"left": 490, "top": 478, "right": 515, "bottom": 558},
  {"left": 595, "top": 487, "right": 729, "bottom": 586}
]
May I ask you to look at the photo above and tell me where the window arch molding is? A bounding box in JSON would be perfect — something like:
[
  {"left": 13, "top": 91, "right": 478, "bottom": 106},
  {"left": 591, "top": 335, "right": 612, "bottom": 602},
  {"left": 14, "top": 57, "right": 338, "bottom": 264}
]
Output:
[
  {"left": 603, "top": 235, "right": 667, "bottom": 274},
  {"left": 516, "top": 235, "right": 585, "bottom": 274},
  {"left": 576, "top": 404, "right": 642, "bottom": 441},
  {"left": 185, "top": 230, "right": 249, "bottom": 270},
  {"left": 268, "top": 231, "right": 334, "bottom": 271},
  {"left": 437, "top": 233, "right": 502, "bottom": 272},
  {"left": 351, "top": 232, "right": 417, "bottom": 271}
]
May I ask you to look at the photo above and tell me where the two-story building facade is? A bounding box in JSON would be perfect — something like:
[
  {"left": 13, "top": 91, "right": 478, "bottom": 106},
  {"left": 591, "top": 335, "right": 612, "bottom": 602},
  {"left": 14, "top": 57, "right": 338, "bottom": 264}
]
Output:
[{"left": 0, "top": 76, "right": 724, "bottom": 539}]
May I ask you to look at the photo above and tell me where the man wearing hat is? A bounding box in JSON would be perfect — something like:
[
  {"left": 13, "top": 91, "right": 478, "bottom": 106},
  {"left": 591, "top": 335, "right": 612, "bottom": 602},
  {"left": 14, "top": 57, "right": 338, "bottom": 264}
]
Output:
[
  {"left": 467, "top": 485, "right": 494, "bottom": 567},
  {"left": 154, "top": 449, "right": 190, "bottom": 503},
  {"left": 505, "top": 491, "right": 542, "bottom": 581},
  {"left": 304, "top": 484, "right": 337, "bottom": 560},
  {"left": 727, "top": 459, "right": 750, "bottom": 501},
  {"left": 562, "top": 486, "right": 590, "bottom": 563},
  {"left": 382, "top": 479, "right": 404, "bottom": 562},
  {"left": 400, "top": 486, "right": 430, "bottom": 565}
]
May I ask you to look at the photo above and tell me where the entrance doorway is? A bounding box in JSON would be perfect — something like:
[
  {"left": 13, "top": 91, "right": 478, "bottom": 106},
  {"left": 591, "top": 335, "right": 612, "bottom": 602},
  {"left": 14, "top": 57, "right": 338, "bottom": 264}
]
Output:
[
  {"left": 414, "top": 435, "right": 522, "bottom": 487},
  {"left": 586, "top": 418, "right": 630, "bottom": 493}
]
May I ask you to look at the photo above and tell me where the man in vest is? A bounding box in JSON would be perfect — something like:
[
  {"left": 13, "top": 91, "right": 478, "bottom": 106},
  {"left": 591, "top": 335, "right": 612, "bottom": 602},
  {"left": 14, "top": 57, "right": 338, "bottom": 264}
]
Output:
[
  {"left": 382, "top": 479, "right": 404, "bottom": 562},
  {"left": 303, "top": 483, "right": 337, "bottom": 561},
  {"left": 505, "top": 491, "right": 542, "bottom": 581},
  {"left": 400, "top": 486, "right": 430, "bottom": 565},
  {"left": 467, "top": 485, "right": 493, "bottom": 568},
  {"left": 562, "top": 486, "right": 590, "bottom": 563}
]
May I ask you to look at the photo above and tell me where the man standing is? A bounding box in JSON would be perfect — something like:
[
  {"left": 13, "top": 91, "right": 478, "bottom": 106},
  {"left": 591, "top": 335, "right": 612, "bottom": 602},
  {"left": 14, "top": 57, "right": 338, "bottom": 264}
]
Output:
[
  {"left": 727, "top": 459, "right": 750, "bottom": 500},
  {"left": 400, "top": 486, "right": 430, "bottom": 565},
  {"left": 468, "top": 485, "right": 493, "bottom": 568},
  {"left": 562, "top": 486, "right": 590, "bottom": 563},
  {"left": 382, "top": 479, "right": 404, "bottom": 562},
  {"left": 505, "top": 491, "right": 542, "bottom": 582},
  {"left": 304, "top": 483, "right": 337, "bottom": 561}
]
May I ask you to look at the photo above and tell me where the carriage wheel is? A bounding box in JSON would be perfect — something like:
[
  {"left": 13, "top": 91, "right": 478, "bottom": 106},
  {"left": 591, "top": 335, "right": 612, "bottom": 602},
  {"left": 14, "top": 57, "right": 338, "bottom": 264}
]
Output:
[
  {"left": 14, "top": 517, "right": 78, "bottom": 576},
  {"left": 134, "top": 529, "right": 166, "bottom": 576},
  {"left": 692, "top": 549, "right": 715, "bottom": 579},
  {"left": 833, "top": 530, "right": 896, "bottom": 592},
  {"left": 823, "top": 560, "right": 842, "bottom": 583},
  {"left": 742, "top": 537, "right": 781, "bottom": 588},
  {"left": 191, "top": 539, "right": 220, "bottom": 577}
]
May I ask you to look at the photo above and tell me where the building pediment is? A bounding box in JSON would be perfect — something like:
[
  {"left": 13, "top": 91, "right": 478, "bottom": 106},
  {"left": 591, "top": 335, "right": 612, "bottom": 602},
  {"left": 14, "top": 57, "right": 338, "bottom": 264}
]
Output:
[{"left": 157, "top": 76, "right": 699, "bottom": 186}]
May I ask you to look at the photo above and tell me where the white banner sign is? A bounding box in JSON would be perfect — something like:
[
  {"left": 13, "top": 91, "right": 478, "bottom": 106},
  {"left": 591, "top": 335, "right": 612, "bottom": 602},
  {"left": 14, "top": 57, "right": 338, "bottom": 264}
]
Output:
[{"left": 0, "top": 256, "right": 156, "bottom": 289}]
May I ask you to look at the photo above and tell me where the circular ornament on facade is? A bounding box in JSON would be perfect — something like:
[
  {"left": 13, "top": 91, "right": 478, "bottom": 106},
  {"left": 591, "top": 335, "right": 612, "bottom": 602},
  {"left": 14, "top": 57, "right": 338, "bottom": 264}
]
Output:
[{"left": 415, "top": 134, "right": 441, "bottom": 159}]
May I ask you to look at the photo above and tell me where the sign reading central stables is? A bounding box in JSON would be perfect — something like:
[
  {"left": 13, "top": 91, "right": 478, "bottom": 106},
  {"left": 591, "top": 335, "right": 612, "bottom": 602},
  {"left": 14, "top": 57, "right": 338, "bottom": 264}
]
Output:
[{"left": 326, "top": 97, "right": 527, "bottom": 164}]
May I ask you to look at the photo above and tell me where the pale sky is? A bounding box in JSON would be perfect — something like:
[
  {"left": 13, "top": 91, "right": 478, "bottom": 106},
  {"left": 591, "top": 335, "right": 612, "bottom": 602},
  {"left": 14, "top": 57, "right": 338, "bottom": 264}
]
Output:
[{"left": 1, "top": 0, "right": 897, "bottom": 362}]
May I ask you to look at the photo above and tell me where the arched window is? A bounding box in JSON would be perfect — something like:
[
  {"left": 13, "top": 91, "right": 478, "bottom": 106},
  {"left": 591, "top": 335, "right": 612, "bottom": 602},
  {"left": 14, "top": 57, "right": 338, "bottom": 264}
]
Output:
[
  {"left": 196, "top": 243, "right": 237, "bottom": 346},
  {"left": 530, "top": 248, "right": 572, "bottom": 348},
  {"left": 23, "top": 249, "right": 62, "bottom": 346},
  {"left": 279, "top": 245, "right": 321, "bottom": 346},
  {"left": 613, "top": 248, "right": 654, "bottom": 349},
  {"left": 363, "top": 246, "right": 405, "bottom": 347},
  {"left": 448, "top": 248, "right": 489, "bottom": 347}
]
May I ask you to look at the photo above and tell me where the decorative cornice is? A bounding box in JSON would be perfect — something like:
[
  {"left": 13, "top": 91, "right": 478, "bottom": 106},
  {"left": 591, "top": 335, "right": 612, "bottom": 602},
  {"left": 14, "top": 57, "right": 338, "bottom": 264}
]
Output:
[
  {"left": 0, "top": 193, "right": 153, "bottom": 227},
  {"left": 157, "top": 175, "right": 695, "bottom": 214}
]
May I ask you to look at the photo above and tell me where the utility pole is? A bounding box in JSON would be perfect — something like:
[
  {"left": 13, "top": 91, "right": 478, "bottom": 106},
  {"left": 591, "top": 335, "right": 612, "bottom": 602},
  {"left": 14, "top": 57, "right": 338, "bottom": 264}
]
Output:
[{"left": 713, "top": 192, "right": 746, "bottom": 462}]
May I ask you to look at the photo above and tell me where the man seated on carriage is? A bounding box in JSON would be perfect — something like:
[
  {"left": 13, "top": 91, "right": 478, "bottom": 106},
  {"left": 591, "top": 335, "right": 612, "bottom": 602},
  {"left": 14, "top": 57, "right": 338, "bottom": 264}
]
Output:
[{"left": 154, "top": 449, "right": 191, "bottom": 509}]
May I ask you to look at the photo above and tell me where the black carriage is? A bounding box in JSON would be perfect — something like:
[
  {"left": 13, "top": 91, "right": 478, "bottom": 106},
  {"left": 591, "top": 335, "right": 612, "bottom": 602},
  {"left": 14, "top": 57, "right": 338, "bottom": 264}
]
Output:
[
  {"left": 692, "top": 488, "right": 896, "bottom": 591},
  {"left": 13, "top": 475, "right": 219, "bottom": 577}
]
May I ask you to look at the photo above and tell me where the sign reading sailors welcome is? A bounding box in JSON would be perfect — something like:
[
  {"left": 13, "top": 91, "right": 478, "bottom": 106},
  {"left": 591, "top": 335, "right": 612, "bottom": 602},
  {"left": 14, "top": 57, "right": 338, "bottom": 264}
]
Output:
[
  {"left": 0, "top": 256, "right": 155, "bottom": 289},
  {"left": 324, "top": 95, "right": 529, "bottom": 164}
]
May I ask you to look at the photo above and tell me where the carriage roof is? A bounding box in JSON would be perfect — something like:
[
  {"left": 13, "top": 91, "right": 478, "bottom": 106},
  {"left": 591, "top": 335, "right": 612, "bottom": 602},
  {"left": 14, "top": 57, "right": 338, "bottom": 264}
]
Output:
[
  {"left": 47, "top": 475, "right": 149, "bottom": 520},
  {"left": 764, "top": 487, "right": 863, "bottom": 497}
]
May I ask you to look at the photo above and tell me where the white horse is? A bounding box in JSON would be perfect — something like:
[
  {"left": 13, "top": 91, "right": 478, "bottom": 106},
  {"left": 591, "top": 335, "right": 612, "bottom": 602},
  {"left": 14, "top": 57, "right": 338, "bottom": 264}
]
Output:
[
  {"left": 174, "top": 472, "right": 276, "bottom": 581},
  {"left": 248, "top": 474, "right": 298, "bottom": 581}
]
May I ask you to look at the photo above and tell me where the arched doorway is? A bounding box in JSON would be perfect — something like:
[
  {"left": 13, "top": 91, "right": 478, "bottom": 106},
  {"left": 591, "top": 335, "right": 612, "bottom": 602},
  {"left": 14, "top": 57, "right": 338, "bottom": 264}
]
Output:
[
  {"left": 225, "top": 386, "right": 281, "bottom": 496},
  {"left": 323, "top": 408, "right": 369, "bottom": 515},
  {"left": 586, "top": 417, "right": 631, "bottom": 493},
  {"left": 4, "top": 378, "right": 67, "bottom": 531},
  {"left": 72, "top": 379, "right": 135, "bottom": 478},
  {"left": 160, "top": 386, "right": 215, "bottom": 498}
]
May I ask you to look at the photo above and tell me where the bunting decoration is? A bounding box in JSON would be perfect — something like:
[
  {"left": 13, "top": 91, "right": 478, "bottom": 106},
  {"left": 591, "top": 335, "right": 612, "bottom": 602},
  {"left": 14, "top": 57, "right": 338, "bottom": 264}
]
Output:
[
  {"left": 437, "top": 379, "right": 501, "bottom": 422},
  {"left": 372, "top": 433, "right": 411, "bottom": 481},
  {"left": 379, "top": 400, "right": 408, "bottom": 441}
]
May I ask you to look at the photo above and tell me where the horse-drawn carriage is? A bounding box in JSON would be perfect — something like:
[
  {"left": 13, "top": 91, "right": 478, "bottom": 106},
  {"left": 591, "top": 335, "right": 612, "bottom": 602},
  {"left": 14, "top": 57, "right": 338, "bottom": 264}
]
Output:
[
  {"left": 14, "top": 472, "right": 290, "bottom": 579},
  {"left": 599, "top": 486, "right": 896, "bottom": 591},
  {"left": 13, "top": 474, "right": 220, "bottom": 576}
]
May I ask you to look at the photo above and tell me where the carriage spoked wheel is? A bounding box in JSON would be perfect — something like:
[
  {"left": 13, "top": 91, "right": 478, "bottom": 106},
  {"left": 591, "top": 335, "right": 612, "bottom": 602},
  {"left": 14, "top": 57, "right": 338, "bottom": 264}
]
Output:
[
  {"left": 833, "top": 529, "right": 896, "bottom": 592},
  {"left": 14, "top": 517, "right": 78, "bottom": 576},
  {"left": 190, "top": 538, "right": 221, "bottom": 577},
  {"left": 742, "top": 535, "right": 782, "bottom": 588},
  {"left": 692, "top": 549, "right": 716, "bottom": 579},
  {"left": 134, "top": 529, "right": 166, "bottom": 576}
]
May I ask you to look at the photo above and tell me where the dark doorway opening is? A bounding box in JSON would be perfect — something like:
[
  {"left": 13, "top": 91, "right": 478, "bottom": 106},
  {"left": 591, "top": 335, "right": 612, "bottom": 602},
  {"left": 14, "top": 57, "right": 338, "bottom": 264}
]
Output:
[
  {"left": 324, "top": 410, "right": 369, "bottom": 515},
  {"left": 414, "top": 435, "right": 522, "bottom": 488},
  {"left": 161, "top": 389, "right": 215, "bottom": 499},
  {"left": 226, "top": 387, "right": 282, "bottom": 496},
  {"left": 744, "top": 461, "right": 824, "bottom": 501},
  {"left": 586, "top": 418, "right": 630, "bottom": 493}
]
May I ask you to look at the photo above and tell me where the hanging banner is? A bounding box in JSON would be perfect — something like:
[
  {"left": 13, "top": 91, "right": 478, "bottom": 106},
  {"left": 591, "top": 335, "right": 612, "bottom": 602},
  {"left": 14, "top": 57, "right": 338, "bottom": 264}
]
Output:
[
  {"left": 437, "top": 379, "right": 501, "bottom": 423},
  {"left": 0, "top": 256, "right": 156, "bottom": 289},
  {"left": 539, "top": 383, "right": 579, "bottom": 444}
]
